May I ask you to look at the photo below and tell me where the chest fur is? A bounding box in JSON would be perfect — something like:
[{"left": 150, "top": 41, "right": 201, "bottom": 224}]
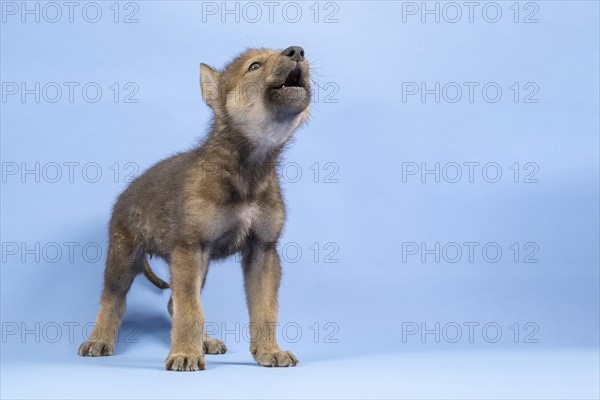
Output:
[{"left": 210, "top": 203, "right": 260, "bottom": 258}]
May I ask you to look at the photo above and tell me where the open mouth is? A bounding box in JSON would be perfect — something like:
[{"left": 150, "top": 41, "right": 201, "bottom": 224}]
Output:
[{"left": 274, "top": 68, "right": 304, "bottom": 89}]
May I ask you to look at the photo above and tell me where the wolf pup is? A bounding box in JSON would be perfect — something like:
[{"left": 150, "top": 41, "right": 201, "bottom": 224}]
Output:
[{"left": 78, "top": 46, "right": 311, "bottom": 371}]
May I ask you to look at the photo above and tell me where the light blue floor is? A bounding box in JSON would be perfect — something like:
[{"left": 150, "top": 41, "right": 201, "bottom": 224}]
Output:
[{"left": 2, "top": 344, "right": 598, "bottom": 399}]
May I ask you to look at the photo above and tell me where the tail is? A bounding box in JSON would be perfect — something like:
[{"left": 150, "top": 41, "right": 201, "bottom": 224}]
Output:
[{"left": 142, "top": 256, "right": 170, "bottom": 289}]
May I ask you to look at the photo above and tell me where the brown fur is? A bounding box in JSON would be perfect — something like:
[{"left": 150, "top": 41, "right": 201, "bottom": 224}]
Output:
[{"left": 78, "top": 47, "right": 311, "bottom": 371}]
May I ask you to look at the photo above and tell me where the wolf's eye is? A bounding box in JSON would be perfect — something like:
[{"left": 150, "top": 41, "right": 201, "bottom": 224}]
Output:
[{"left": 248, "top": 62, "right": 262, "bottom": 71}]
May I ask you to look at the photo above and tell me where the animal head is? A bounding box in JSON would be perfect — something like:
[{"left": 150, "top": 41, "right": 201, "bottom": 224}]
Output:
[{"left": 200, "top": 46, "right": 311, "bottom": 149}]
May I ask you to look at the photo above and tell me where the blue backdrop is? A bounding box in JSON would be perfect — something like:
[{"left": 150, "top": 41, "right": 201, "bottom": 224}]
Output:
[{"left": 1, "top": 1, "right": 598, "bottom": 398}]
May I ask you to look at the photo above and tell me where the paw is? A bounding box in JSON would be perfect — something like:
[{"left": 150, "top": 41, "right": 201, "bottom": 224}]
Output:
[
  {"left": 203, "top": 337, "right": 227, "bottom": 355},
  {"left": 253, "top": 349, "right": 298, "bottom": 367},
  {"left": 165, "top": 353, "right": 206, "bottom": 371},
  {"left": 78, "top": 340, "right": 114, "bottom": 356}
]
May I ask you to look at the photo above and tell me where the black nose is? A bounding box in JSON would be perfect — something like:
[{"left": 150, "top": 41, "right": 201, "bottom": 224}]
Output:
[{"left": 282, "top": 46, "right": 305, "bottom": 62}]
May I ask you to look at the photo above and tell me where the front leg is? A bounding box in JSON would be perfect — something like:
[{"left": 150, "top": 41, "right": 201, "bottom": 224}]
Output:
[
  {"left": 165, "top": 246, "right": 208, "bottom": 371},
  {"left": 242, "top": 243, "right": 298, "bottom": 367}
]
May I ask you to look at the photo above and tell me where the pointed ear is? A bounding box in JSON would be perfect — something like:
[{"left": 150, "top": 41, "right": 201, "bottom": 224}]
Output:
[{"left": 199, "top": 63, "right": 220, "bottom": 109}]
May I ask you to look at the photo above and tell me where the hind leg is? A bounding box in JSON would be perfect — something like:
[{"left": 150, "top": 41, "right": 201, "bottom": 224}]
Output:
[
  {"left": 167, "top": 275, "right": 227, "bottom": 355},
  {"left": 202, "top": 332, "right": 227, "bottom": 354},
  {"left": 78, "top": 233, "right": 139, "bottom": 356}
]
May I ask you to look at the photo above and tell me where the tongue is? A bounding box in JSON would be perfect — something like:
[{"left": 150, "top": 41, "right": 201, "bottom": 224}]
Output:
[{"left": 284, "top": 68, "right": 302, "bottom": 87}]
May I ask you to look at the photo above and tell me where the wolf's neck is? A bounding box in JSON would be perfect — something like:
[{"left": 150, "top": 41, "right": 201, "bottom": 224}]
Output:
[
  {"left": 213, "top": 116, "right": 291, "bottom": 157},
  {"left": 205, "top": 120, "right": 285, "bottom": 186}
]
